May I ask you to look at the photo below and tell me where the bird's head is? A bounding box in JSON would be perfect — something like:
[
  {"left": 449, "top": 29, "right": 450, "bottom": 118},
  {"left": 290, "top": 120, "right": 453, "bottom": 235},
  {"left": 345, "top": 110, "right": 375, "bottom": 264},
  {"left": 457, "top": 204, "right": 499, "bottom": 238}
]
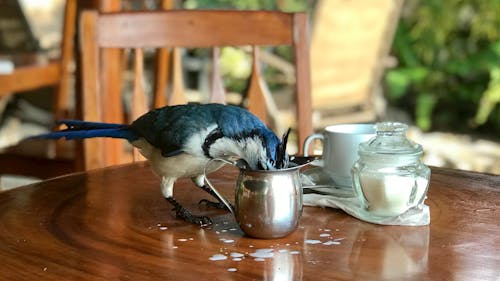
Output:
[
  {"left": 251, "top": 128, "right": 290, "bottom": 170},
  {"left": 204, "top": 104, "right": 291, "bottom": 170}
]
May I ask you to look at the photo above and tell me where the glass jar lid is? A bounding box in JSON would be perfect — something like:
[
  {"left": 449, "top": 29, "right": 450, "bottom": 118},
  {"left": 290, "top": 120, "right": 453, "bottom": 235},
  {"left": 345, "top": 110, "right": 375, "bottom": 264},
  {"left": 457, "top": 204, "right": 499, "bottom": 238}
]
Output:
[{"left": 359, "top": 122, "right": 422, "bottom": 157}]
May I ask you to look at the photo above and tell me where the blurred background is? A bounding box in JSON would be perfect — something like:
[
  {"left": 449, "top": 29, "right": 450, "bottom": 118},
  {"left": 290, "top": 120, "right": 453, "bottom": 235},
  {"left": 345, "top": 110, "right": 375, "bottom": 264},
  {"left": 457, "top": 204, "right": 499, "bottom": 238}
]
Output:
[{"left": 0, "top": 0, "right": 499, "bottom": 189}]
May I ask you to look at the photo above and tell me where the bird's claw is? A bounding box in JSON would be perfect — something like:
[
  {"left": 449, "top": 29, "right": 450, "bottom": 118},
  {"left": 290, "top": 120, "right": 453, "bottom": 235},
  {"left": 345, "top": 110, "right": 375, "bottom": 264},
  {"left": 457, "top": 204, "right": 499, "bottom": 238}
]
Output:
[
  {"left": 166, "top": 197, "right": 212, "bottom": 226},
  {"left": 175, "top": 206, "right": 213, "bottom": 226}
]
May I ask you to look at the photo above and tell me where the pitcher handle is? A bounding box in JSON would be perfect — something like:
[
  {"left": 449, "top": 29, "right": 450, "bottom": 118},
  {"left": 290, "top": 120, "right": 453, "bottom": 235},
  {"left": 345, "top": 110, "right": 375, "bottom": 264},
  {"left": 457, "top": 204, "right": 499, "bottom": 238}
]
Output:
[
  {"left": 203, "top": 158, "right": 236, "bottom": 215},
  {"left": 303, "top": 133, "right": 324, "bottom": 156}
]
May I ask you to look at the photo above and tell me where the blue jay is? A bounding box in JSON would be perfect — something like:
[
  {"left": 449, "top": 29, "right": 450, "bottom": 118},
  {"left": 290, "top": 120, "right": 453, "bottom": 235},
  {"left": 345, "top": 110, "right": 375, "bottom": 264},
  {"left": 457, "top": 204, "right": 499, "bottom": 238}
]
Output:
[{"left": 33, "top": 103, "right": 290, "bottom": 225}]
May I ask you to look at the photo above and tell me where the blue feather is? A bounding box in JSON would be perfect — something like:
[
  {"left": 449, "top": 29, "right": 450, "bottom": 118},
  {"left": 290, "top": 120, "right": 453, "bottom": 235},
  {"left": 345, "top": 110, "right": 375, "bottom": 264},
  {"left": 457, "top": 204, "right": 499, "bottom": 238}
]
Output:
[
  {"left": 57, "top": 120, "right": 129, "bottom": 129},
  {"left": 30, "top": 121, "right": 138, "bottom": 142}
]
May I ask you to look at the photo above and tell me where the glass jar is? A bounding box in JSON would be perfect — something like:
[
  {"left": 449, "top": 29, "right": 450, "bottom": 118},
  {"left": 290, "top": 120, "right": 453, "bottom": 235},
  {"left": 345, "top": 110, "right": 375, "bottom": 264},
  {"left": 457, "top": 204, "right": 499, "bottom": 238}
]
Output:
[{"left": 351, "top": 122, "right": 431, "bottom": 218}]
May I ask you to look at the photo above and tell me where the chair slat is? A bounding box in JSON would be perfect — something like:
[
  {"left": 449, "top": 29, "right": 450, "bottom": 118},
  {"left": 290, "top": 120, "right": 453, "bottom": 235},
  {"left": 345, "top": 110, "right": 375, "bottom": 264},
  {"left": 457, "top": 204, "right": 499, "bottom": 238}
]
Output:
[
  {"left": 81, "top": 10, "right": 104, "bottom": 170},
  {"left": 153, "top": 0, "right": 175, "bottom": 109},
  {"left": 246, "top": 47, "right": 267, "bottom": 122},
  {"left": 131, "top": 48, "right": 148, "bottom": 162},
  {"left": 293, "top": 13, "right": 313, "bottom": 151},
  {"left": 153, "top": 48, "right": 169, "bottom": 108},
  {"left": 98, "top": 1, "right": 125, "bottom": 167},
  {"left": 169, "top": 48, "right": 187, "bottom": 105},
  {"left": 54, "top": 0, "right": 77, "bottom": 121},
  {"left": 54, "top": 0, "right": 78, "bottom": 158},
  {"left": 131, "top": 48, "right": 148, "bottom": 120},
  {"left": 209, "top": 47, "right": 226, "bottom": 104}
]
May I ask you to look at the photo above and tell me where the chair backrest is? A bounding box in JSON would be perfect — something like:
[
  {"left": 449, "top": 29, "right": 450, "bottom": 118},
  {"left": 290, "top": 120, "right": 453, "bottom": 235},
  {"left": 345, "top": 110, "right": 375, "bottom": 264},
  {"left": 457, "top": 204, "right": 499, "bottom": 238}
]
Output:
[
  {"left": 79, "top": 9, "right": 312, "bottom": 170},
  {"left": 310, "top": 0, "right": 403, "bottom": 125}
]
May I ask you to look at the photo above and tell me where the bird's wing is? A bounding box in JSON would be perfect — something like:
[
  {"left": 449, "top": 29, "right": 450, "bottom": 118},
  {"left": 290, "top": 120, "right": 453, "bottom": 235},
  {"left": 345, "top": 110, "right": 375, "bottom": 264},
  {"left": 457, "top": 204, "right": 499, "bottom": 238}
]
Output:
[
  {"left": 130, "top": 104, "right": 268, "bottom": 158},
  {"left": 130, "top": 105, "right": 214, "bottom": 157}
]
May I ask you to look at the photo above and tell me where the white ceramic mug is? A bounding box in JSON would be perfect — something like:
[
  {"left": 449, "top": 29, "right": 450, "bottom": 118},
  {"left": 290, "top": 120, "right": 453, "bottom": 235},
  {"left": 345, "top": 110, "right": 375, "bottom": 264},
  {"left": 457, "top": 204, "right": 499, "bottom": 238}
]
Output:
[{"left": 304, "top": 124, "right": 376, "bottom": 187}]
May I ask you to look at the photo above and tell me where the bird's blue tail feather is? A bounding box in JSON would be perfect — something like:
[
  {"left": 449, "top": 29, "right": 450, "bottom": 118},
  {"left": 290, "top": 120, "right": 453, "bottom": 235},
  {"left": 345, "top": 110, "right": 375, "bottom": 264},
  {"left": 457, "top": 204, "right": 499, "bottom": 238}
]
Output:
[{"left": 30, "top": 120, "right": 137, "bottom": 141}]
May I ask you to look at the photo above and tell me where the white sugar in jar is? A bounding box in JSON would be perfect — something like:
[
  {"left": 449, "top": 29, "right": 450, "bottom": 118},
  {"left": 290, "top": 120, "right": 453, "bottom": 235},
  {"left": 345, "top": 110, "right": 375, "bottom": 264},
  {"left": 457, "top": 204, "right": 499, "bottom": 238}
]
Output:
[{"left": 352, "top": 123, "right": 431, "bottom": 218}]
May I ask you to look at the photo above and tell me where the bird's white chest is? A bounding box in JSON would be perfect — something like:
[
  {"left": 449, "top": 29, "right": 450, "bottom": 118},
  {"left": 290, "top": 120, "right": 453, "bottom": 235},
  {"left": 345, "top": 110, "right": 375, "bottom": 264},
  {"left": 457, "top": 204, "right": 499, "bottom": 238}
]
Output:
[{"left": 131, "top": 138, "right": 220, "bottom": 178}]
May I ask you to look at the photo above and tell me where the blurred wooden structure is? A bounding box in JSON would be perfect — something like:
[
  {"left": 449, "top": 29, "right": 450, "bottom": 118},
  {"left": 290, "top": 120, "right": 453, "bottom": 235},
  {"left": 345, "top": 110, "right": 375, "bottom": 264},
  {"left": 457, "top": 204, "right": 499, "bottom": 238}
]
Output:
[
  {"left": 0, "top": 0, "right": 77, "bottom": 180},
  {"left": 0, "top": 0, "right": 177, "bottom": 184},
  {"left": 310, "top": 0, "right": 403, "bottom": 127},
  {"left": 78, "top": 9, "right": 312, "bottom": 170}
]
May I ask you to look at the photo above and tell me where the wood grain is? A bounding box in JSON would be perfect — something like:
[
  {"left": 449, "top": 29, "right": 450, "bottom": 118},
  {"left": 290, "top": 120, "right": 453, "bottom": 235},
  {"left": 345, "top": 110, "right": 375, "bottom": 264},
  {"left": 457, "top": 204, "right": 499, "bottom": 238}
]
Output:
[
  {"left": 96, "top": 10, "right": 293, "bottom": 48},
  {"left": 0, "top": 164, "right": 498, "bottom": 280}
]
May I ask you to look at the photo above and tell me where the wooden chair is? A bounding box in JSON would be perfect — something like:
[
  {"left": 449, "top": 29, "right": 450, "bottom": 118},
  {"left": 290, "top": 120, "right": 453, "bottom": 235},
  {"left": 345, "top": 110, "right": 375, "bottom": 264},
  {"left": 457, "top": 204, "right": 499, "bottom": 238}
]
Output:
[
  {"left": 78, "top": 9, "right": 313, "bottom": 170},
  {"left": 0, "top": 1, "right": 175, "bottom": 185},
  {"left": 310, "top": 0, "right": 403, "bottom": 126},
  {"left": 0, "top": 0, "right": 78, "bottom": 181}
]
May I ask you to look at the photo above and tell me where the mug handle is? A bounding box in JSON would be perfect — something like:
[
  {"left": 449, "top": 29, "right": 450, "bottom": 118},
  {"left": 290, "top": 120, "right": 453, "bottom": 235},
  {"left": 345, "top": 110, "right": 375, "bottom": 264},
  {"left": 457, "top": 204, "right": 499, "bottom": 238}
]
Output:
[
  {"left": 203, "top": 158, "right": 236, "bottom": 215},
  {"left": 303, "top": 133, "right": 324, "bottom": 156}
]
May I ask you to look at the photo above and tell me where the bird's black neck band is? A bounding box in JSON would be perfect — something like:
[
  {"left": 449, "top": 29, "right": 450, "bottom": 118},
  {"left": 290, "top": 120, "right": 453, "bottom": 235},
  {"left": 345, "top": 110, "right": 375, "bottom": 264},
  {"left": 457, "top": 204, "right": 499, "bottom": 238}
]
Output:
[{"left": 202, "top": 127, "right": 224, "bottom": 158}]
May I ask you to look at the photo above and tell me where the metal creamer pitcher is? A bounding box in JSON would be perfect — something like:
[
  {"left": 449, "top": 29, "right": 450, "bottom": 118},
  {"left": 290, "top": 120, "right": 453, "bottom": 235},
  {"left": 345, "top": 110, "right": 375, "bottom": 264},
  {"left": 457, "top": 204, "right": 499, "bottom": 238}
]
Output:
[{"left": 205, "top": 156, "right": 315, "bottom": 239}]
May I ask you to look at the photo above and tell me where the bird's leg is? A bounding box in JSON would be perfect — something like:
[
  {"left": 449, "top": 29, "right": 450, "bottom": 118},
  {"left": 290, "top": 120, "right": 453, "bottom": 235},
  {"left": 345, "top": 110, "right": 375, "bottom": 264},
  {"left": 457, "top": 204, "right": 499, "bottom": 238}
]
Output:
[
  {"left": 192, "top": 175, "right": 233, "bottom": 210},
  {"left": 161, "top": 177, "right": 212, "bottom": 226}
]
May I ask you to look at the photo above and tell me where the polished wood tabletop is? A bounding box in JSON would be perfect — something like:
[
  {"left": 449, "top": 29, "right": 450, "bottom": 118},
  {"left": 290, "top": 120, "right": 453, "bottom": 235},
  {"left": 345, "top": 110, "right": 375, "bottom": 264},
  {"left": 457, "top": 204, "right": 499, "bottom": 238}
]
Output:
[{"left": 0, "top": 162, "right": 498, "bottom": 280}]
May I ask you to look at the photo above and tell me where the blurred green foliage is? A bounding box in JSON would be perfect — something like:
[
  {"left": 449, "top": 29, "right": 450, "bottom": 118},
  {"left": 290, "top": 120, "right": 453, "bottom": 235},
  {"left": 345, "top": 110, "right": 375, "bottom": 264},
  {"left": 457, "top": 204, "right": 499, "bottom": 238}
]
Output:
[
  {"left": 386, "top": 0, "right": 500, "bottom": 136},
  {"left": 183, "top": 0, "right": 313, "bottom": 12}
]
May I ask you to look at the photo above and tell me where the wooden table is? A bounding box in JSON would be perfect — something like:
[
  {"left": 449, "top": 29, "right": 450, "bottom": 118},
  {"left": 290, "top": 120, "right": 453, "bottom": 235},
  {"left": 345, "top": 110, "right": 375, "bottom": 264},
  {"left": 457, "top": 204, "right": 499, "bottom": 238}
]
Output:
[{"left": 0, "top": 162, "right": 498, "bottom": 280}]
